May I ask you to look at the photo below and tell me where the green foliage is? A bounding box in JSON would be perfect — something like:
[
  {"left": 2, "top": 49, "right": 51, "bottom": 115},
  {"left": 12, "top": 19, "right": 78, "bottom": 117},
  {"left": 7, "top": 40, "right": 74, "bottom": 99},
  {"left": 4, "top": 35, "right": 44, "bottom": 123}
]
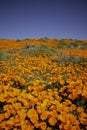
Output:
[
  {"left": 0, "top": 52, "right": 3, "bottom": 61},
  {"left": 0, "top": 50, "right": 16, "bottom": 62},
  {"left": 79, "top": 42, "right": 87, "bottom": 50},
  {"left": 19, "top": 45, "right": 57, "bottom": 56},
  {"left": 45, "top": 82, "right": 62, "bottom": 90},
  {"left": 57, "top": 40, "right": 67, "bottom": 48},
  {"left": 67, "top": 41, "right": 78, "bottom": 48},
  {"left": 57, "top": 39, "right": 87, "bottom": 49},
  {"left": 16, "top": 39, "right": 21, "bottom": 42},
  {"left": 36, "top": 45, "right": 56, "bottom": 55},
  {"left": 38, "top": 37, "right": 49, "bottom": 42},
  {"left": 72, "top": 95, "right": 87, "bottom": 114},
  {"left": 24, "top": 38, "right": 30, "bottom": 40},
  {"left": 58, "top": 54, "right": 87, "bottom": 64}
]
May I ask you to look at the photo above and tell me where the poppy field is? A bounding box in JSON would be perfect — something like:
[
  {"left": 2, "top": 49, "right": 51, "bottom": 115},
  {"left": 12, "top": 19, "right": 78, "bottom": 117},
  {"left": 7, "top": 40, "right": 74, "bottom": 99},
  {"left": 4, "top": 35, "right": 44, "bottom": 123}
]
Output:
[{"left": 0, "top": 38, "right": 87, "bottom": 130}]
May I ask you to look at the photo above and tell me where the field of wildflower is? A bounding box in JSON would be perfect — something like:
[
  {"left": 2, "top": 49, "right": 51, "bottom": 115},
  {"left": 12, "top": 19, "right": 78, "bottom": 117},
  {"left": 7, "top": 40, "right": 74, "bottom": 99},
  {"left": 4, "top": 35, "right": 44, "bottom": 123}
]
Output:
[{"left": 0, "top": 38, "right": 87, "bottom": 130}]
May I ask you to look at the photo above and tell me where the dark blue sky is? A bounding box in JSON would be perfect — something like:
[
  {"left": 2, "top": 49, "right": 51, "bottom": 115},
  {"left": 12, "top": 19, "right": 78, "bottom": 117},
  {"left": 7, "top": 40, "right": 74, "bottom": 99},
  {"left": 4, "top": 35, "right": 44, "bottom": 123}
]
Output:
[{"left": 0, "top": 0, "right": 87, "bottom": 40}]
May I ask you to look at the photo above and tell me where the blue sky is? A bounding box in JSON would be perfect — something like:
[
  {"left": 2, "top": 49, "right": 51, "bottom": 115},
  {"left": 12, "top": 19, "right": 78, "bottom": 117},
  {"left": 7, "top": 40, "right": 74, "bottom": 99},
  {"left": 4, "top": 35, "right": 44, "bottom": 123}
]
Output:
[{"left": 0, "top": 0, "right": 87, "bottom": 40}]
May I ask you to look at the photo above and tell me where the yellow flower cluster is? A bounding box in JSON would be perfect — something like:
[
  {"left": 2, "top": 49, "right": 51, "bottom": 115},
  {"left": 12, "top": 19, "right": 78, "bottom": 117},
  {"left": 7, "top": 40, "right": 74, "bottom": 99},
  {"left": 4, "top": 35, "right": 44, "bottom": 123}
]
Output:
[{"left": 0, "top": 39, "right": 87, "bottom": 130}]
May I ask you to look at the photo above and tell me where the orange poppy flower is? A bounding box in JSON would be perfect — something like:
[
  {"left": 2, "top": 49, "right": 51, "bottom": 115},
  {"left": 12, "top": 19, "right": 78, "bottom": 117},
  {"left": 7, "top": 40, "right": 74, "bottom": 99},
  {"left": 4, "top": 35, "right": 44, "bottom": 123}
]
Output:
[
  {"left": 48, "top": 116, "right": 57, "bottom": 126},
  {"left": 27, "top": 108, "right": 38, "bottom": 123},
  {"left": 39, "top": 122, "right": 47, "bottom": 130},
  {"left": 40, "top": 111, "right": 49, "bottom": 120}
]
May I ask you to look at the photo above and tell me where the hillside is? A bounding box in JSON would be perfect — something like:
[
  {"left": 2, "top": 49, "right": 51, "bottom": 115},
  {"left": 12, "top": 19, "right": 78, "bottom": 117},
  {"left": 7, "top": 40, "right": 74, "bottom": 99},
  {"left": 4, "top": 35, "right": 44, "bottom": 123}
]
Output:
[{"left": 0, "top": 38, "right": 87, "bottom": 130}]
